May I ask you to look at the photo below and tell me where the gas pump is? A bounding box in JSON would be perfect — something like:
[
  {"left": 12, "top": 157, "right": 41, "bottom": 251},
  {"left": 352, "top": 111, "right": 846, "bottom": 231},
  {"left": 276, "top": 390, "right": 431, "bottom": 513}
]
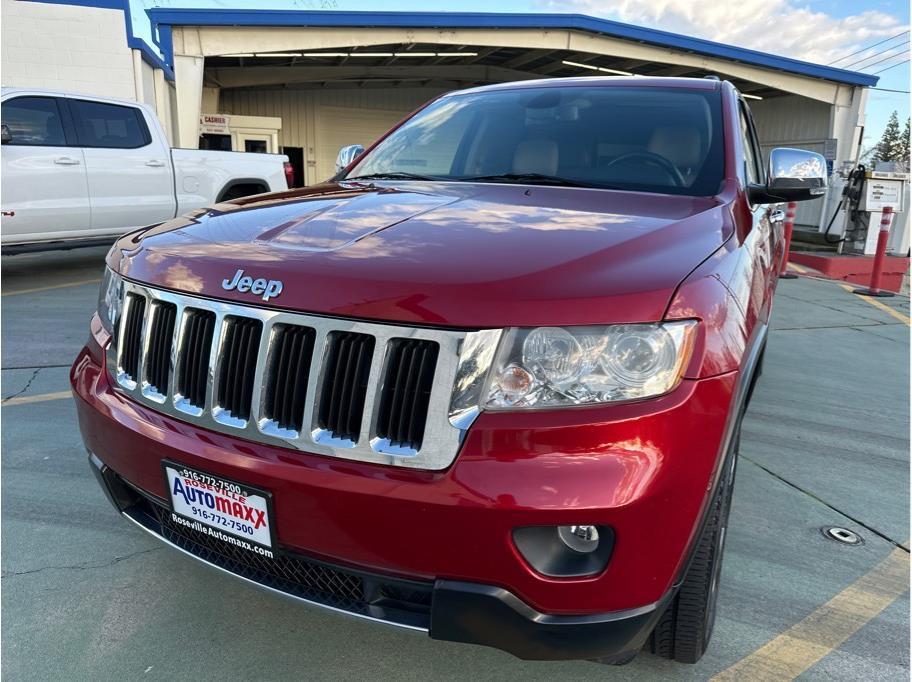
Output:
[{"left": 825, "top": 164, "right": 909, "bottom": 255}]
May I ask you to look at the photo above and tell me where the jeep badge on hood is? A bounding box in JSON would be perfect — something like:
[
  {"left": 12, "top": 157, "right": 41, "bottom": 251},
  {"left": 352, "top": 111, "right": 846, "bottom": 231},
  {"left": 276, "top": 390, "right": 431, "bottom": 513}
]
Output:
[{"left": 222, "top": 269, "right": 283, "bottom": 301}]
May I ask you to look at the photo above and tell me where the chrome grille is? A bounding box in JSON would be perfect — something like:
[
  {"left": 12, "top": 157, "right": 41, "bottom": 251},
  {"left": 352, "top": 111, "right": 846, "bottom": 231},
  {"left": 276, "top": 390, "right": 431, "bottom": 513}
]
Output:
[{"left": 107, "top": 281, "right": 499, "bottom": 470}]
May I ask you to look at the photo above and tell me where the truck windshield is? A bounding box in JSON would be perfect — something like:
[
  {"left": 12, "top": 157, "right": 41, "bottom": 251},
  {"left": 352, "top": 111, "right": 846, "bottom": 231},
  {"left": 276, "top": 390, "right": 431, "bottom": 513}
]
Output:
[{"left": 345, "top": 85, "right": 724, "bottom": 197}]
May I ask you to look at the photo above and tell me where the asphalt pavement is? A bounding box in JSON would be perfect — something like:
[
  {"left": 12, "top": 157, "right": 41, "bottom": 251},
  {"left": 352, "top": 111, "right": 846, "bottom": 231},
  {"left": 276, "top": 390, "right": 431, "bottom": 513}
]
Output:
[{"left": 2, "top": 247, "right": 909, "bottom": 680}]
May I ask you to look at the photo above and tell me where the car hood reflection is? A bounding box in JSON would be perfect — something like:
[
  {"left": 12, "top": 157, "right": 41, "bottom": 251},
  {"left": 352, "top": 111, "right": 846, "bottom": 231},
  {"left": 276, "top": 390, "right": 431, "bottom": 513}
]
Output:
[{"left": 114, "top": 181, "right": 731, "bottom": 328}]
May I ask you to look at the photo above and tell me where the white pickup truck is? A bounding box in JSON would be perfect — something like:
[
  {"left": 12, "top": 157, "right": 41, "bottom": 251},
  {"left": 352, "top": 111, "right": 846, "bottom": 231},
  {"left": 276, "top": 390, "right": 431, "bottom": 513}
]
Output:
[{"left": 0, "top": 88, "right": 290, "bottom": 252}]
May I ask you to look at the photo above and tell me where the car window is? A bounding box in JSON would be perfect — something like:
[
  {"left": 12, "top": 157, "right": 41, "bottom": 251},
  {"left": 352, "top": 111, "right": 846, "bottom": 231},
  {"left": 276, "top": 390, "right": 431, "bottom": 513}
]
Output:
[
  {"left": 1, "top": 96, "right": 67, "bottom": 146},
  {"left": 347, "top": 86, "right": 725, "bottom": 197},
  {"left": 743, "top": 103, "right": 766, "bottom": 184},
  {"left": 70, "top": 100, "right": 151, "bottom": 149},
  {"left": 739, "top": 103, "right": 761, "bottom": 185}
]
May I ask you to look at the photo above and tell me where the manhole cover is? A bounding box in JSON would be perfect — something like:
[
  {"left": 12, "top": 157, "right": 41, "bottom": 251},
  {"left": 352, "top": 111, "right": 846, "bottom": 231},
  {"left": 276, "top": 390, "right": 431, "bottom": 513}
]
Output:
[{"left": 821, "top": 527, "right": 863, "bottom": 545}]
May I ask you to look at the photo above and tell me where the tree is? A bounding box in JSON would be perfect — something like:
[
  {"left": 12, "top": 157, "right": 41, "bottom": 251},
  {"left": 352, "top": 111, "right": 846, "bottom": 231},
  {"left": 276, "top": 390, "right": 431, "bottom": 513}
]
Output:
[
  {"left": 899, "top": 118, "right": 911, "bottom": 166},
  {"left": 873, "top": 111, "right": 903, "bottom": 163}
]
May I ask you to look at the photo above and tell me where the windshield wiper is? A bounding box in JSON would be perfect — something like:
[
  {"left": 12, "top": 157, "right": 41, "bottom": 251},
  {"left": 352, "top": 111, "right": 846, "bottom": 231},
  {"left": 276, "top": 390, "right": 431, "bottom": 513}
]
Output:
[
  {"left": 458, "top": 173, "right": 593, "bottom": 188},
  {"left": 345, "top": 172, "right": 440, "bottom": 182}
]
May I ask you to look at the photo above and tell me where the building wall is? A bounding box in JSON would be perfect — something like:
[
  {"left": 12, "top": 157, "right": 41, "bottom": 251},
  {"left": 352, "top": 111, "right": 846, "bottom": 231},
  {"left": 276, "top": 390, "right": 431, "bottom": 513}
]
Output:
[
  {"left": 750, "top": 95, "right": 832, "bottom": 228},
  {"left": 219, "top": 87, "right": 446, "bottom": 184},
  {"left": 1, "top": 0, "right": 135, "bottom": 99},
  {"left": 136, "top": 56, "right": 157, "bottom": 106}
]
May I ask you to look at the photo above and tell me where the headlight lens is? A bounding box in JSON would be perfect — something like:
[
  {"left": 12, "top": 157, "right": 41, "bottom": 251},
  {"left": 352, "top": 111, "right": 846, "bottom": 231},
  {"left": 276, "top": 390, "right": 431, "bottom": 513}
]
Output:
[
  {"left": 485, "top": 321, "right": 697, "bottom": 409},
  {"left": 97, "top": 267, "right": 124, "bottom": 334}
]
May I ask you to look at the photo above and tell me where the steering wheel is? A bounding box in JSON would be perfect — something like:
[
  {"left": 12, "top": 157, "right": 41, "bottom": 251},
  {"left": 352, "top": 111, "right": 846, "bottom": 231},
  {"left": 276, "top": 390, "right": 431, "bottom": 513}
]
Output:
[{"left": 603, "top": 152, "right": 686, "bottom": 187}]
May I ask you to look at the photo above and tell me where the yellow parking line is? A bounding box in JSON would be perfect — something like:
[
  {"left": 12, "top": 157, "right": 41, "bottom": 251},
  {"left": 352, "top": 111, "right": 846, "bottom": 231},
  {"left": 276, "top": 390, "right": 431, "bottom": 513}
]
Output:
[
  {"left": 789, "top": 263, "right": 810, "bottom": 274},
  {"left": 713, "top": 545, "right": 910, "bottom": 680},
  {"left": 2, "top": 278, "right": 100, "bottom": 297},
  {"left": 839, "top": 284, "right": 911, "bottom": 325},
  {"left": 2, "top": 390, "right": 72, "bottom": 406}
]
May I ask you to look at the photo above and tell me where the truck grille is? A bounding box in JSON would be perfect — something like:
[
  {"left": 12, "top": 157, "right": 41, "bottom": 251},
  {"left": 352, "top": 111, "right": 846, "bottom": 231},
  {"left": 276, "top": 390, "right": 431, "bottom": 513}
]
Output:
[{"left": 107, "top": 281, "right": 498, "bottom": 470}]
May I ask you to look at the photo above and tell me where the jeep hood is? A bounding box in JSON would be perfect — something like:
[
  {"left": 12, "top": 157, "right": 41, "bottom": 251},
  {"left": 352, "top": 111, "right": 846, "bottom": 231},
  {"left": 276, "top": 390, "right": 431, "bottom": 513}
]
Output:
[{"left": 111, "top": 182, "right": 732, "bottom": 328}]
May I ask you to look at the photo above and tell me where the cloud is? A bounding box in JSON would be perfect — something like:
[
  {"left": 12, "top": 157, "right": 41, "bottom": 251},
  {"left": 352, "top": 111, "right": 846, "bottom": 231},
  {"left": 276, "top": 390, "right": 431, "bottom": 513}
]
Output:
[{"left": 543, "top": 0, "right": 909, "bottom": 66}]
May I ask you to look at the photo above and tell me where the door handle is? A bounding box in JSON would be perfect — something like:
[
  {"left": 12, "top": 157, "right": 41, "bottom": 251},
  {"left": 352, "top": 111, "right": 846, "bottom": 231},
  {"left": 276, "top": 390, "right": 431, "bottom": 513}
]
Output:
[
  {"left": 53, "top": 157, "right": 80, "bottom": 166},
  {"left": 769, "top": 209, "right": 785, "bottom": 223},
  {"left": 145, "top": 159, "right": 166, "bottom": 167}
]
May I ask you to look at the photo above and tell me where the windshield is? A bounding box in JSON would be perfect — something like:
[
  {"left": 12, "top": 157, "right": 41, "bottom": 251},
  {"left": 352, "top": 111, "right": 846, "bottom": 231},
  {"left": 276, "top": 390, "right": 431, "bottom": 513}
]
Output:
[{"left": 345, "top": 85, "right": 725, "bottom": 197}]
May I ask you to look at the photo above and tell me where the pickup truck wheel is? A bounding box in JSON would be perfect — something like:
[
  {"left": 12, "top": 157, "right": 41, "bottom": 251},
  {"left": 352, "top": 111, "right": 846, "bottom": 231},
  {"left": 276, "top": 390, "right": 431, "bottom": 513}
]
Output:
[{"left": 647, "top": 422, "right": 739, "bottom": 664}]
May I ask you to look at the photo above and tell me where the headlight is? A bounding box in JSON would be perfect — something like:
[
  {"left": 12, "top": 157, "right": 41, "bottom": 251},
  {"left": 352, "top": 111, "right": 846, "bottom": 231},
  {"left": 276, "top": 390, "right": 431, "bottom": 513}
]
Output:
[
  {"left": 97, "top": 267, "right": 124, "bottom": 334},
  {"left": 484, "top": 321, "right": 697, "bottom": 409}
]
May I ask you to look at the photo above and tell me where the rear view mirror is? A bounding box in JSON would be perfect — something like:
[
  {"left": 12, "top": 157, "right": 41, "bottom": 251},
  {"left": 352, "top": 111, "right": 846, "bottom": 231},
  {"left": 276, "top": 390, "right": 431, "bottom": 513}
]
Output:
[
  {"left": 750, "top": 147, "right": 827, "bottom": 203},
  {"left": 334, "top": 144, "right": 365, "bottom": 175},
  {"left": 1, "top": 123, "right": 11, "bottom": 145}
]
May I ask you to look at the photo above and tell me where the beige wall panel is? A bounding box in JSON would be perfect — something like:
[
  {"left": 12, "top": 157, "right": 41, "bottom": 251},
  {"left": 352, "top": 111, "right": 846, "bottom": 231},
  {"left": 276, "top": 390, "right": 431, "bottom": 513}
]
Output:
[
  {"left": 220, "top": 87, "right": 443, "bottom": 184},
  {"left": 313, "top": 105, "right": 407, "bottom": 181}
]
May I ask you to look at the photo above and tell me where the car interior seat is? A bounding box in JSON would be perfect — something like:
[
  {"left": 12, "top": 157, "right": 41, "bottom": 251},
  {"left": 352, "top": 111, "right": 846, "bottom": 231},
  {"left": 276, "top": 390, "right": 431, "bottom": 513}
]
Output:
[
  {"left": 512, "top": 139, "right": 559, "bottom": 176},
  {"left": 647, "top": 126, "right": 703, "bottom": 185}
]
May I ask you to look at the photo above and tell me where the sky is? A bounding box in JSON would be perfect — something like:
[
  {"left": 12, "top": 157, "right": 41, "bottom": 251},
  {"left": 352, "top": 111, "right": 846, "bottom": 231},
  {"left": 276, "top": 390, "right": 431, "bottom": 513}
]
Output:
[{"left": 132, "top": 0, "right": 910, "bottom": 151}]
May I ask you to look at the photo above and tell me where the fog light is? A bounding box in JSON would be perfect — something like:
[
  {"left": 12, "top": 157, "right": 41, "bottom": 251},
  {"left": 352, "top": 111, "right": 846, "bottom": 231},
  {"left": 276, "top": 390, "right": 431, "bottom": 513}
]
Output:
[
  {"left": 512, "top": 525, "right": 614, "bottom": 578},
  {"left": 558, "top": 525, "right": 600, "bottom": 553}
]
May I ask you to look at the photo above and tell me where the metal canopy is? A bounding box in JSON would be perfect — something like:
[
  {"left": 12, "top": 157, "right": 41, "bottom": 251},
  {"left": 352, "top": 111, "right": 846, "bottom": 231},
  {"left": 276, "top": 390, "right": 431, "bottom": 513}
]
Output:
[{"left": 204, "top": 44, "right": 789, "bottom": 98}]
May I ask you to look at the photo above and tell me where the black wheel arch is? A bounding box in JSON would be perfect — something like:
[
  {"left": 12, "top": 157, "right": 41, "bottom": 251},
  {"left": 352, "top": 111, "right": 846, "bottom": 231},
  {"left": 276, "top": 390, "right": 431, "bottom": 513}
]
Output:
[{"left": 216, "top": 178, "right": 270, "bottom": 202}]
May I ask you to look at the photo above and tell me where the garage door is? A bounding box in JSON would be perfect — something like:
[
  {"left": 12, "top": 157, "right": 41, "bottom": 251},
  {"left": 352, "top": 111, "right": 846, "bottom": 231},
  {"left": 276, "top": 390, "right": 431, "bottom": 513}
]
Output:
[{"left": 314, "top": 106, "right": 407, "bottom": 183}]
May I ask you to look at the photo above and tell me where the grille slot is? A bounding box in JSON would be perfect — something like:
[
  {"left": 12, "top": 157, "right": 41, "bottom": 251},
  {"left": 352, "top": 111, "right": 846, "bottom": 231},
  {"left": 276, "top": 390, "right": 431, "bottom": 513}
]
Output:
[
  {"left": 263, "top": 324, "right": 316, "bottom": 433},
  {"left": 144, "top": 302, "right": 177, "bottom": 395},
  {"left": 216, "top": 316, "right": 263, "bottom": 421},
  {"left": 376, "top": 339, "right": 439, "bottom": 450},
  {"left": 176, "top": 309, "right": 215, "bottom": 409},
  {"left": 120, "top": 293, "right": 146, "bottom": 382},
  {"left": 317, "top": 331, "right": 375, "bottom": 442}
]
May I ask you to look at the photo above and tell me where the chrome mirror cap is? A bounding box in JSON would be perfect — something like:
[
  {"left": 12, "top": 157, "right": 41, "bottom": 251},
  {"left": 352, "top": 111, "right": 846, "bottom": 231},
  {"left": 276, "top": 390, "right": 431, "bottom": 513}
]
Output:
[
  {"left": 767, "top": 147, "right": 828, "bottom": 199},
  {"left": 335, "top": 144, "right": 365, "bottom": 175}
]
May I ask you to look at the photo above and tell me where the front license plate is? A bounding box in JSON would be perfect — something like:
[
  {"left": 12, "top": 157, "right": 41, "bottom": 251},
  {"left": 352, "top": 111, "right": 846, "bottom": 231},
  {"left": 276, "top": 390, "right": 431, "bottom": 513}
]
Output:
[{"left": 163, "top": 462, "right": 276, "bottom": 554}]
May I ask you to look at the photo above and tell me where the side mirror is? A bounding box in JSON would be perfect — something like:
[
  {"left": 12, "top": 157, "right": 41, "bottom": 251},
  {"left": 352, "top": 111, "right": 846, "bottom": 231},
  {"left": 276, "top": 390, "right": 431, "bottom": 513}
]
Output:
[
  {"left": 1, "top": 123, "right": 11, "bottom": 145},
  {"left": 334, "top": 144, "right": 365, "bottom": 175},
  {"left": 750, "top": 147, "right": 827, "bottom": 203}
]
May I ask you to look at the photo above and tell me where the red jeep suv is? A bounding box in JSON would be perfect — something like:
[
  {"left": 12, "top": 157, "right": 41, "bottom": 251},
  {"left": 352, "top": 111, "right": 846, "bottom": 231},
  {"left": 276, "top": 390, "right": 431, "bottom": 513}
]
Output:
[{"left": 71, "top": 77, "right": 826, "bottom": 664}]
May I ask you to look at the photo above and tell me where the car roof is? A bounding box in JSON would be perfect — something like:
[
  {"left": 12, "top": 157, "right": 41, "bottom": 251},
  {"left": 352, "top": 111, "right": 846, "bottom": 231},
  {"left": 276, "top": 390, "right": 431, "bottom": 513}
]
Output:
[{"left": 0, "top": 87, "right": 146, "bottom": 108}]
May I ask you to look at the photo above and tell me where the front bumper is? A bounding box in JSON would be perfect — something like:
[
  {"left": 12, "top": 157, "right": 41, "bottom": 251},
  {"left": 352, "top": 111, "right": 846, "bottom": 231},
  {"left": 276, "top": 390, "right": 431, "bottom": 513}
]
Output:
[
  {"left": 89, "top": 453, "right": 667, "bottom": 660},
  {"left": 73, "top": 323, "right": 736, "bottom": 660}
]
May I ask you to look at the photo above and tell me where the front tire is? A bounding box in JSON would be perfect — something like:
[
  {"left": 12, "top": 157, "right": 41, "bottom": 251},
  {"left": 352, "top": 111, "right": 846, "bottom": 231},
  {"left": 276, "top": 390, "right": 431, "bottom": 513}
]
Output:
[{"left": 647, "top": 427, "right": 738, "bottom": 663}]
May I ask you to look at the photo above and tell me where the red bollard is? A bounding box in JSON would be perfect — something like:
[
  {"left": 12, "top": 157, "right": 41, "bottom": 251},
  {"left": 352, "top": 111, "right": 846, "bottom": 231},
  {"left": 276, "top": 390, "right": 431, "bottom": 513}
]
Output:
[
  {"left": 779, "top": 201, "right": 799, "bottom": 279},
  {"left": 853, "top": 206, "right": 895, "bottom": 298}
]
